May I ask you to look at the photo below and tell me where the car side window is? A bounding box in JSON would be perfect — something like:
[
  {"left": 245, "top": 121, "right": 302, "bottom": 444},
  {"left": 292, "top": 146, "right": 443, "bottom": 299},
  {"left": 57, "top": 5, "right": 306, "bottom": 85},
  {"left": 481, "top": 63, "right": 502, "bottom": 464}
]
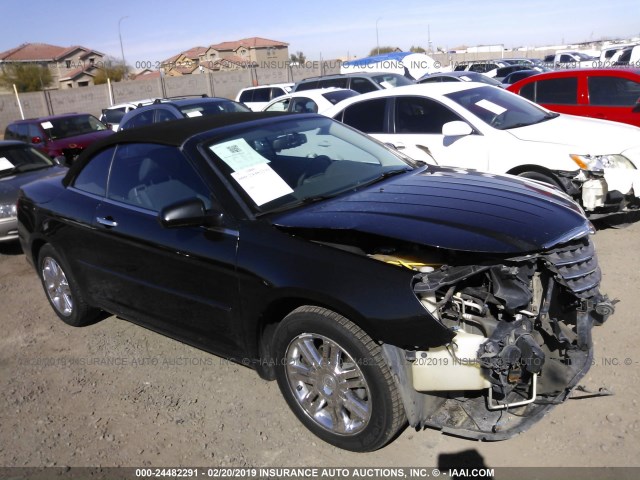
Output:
[
  {"left": 28, "top": 124, "right": 42, "bottom": 141},
  {"left": 265, "top": 98, "right": 290, "bottom": 112},
  {"left": 122, "top": 110, "right": 155, "bottom": 130},
  {"left": 271, "top": 87, "right": 286, "bottom": 99},
  {"left": 155, "top": 108, "right": 177, "bottom": 123},
  {"left": 349, "top": 77, "right": 378, "bottom": 93},
  {"left": 319, "top": 78, "right": 348, "bottom": 89},
  {"left": 106, "top": 143, "right": 211, "bottom": 212},
  {"left": 341, "top": 98, "right": 387, "bottom": 133},
  {"left": 16, "top": 124, "right": 30, "bottom": 142},
  {"left": 395, "top": 96, "right": 462, "bottom": 134},
  {"left": 252, "top": 88, "right": 271, "bottom": 102},
  {"left": 289, "top": 97, "right": 318, "bottom": 113},
  {"left": 295, "top": 81, "right": 318, "bottom": 91},
  {"left": 238, "top": 90, "right": 254, "bottom": 102},
  {"left": 588, "top": 76, "right": 640, "bottom": 106},
  {"left": 534, "top": 78, "right": 578, "bottom": 104},
  {"left": 73, "top": 146, "right": 116, "bottom": 196},
  {"left": 520, "top": 82, "right": 535, "bottom": 101}
]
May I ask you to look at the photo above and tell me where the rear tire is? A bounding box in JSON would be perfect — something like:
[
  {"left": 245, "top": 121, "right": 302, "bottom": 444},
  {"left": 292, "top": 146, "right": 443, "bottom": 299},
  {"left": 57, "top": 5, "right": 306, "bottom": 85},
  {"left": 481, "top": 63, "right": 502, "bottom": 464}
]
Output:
[
  {"left": 273, "top": 306, "right": 406, "bottom": 451},
  {"left": 38, "top": 244, "right": 99, "bottom": 327}
]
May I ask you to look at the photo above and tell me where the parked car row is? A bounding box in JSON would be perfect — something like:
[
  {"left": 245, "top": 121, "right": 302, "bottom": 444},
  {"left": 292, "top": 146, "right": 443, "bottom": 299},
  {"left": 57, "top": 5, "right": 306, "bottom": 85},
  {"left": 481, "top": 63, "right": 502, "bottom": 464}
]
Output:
[{"left": 4, "top": 113, "right": 114, "bottom": 163}]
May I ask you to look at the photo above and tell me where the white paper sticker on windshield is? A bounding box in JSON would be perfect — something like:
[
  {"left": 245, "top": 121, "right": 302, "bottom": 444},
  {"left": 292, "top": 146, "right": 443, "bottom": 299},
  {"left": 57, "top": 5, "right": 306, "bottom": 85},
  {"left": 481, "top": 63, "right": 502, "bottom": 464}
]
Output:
[
  {"left": 185, "top": 110, "right": 202, "bottom": 117},
  {"left": 210, "top": 139, "right": 270, "bottom": 171},
  {"left": 231, "top": 163, "right": 293, "bottom": 206},
  {"left": 0, "top": 157, "right": 15, "bottom": 171},
  {"left": 460, "top": 75, "right": 472, "bottom": 81},
  {"left": 475, "top": 99, "right": 507, "bottom": 115},
  {"left": 41, "top": 121, "right": 54, "bottom": 129},
  {"left": 379, "top": 81, "right": 394, "bottom": 89}
]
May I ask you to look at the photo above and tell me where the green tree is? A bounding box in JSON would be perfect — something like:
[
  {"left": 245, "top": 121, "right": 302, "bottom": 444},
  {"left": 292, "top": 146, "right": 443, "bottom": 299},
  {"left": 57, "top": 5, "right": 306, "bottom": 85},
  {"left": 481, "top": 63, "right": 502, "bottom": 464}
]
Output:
[
  {"left": 410, "top": 45, "right": 426, "bottom": 53},
  {"left": 0, "top": 63, "right": 53, "bottom": 92},
  {"left": 289, "top": 51, "right": 307, "bottom": 64},
  {"left": 93, "top": 57, "right": 128, "bottom": 84},
  {"left": 368, "top": 46, "right": 398, "bottom": 56}
]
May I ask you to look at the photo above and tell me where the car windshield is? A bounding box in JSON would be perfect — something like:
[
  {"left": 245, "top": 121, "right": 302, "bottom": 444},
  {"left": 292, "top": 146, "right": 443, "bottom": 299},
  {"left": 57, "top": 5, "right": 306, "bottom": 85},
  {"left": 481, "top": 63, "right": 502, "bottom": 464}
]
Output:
[
  {"left": 371, "top": 73, "right": 414, "bottom": 88},
  {"left": 43, "top": 114, "right": 108, "bottom": 140},
  {"left": 445, "top": 85, "right": 556, "bottom": 130},
  {"left": 0, "top": 145, "right": 53, "bottom": 178},
  {"left": 179, "top": 100, "right": 250, "bottom": 117},
  {"left": 204, "top": 116, "right": 412, "bottom": 214}
]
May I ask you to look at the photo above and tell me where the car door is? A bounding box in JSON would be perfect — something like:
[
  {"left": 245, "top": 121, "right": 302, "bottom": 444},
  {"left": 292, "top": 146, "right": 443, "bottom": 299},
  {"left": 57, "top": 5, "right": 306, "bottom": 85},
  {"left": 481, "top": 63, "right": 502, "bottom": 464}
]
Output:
[
  {"left": 389, "top": 96, "right": 490, "bottom": 169},
  {"left": 585, "top": 74, "right": 640, "bottom": 127},
  {"left": 80, "top": 142, "right": 241, "bottom": 352},
  {"left": 337, "top": 95, "right": 488, "bottom": 168},
  {"left": 520, "top": 76, "right": 583, "bottom": 116}
]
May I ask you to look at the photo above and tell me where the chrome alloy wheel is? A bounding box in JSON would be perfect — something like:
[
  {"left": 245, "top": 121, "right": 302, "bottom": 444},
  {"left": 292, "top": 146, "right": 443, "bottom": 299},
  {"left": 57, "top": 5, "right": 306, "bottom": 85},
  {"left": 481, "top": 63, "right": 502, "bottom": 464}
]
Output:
[
  {"left": 285, "top": 333, "right": 372, "bottom": 435},
  {"left": 42, "top": 257, "right": 73, "bottom": 317}
]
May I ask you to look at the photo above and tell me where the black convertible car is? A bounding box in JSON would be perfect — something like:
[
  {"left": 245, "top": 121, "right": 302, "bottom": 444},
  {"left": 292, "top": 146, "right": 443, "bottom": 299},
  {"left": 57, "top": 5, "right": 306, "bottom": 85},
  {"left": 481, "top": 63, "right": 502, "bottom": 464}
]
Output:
[{"left": 17, "top": 112, "right": 615, "bottom": 451}]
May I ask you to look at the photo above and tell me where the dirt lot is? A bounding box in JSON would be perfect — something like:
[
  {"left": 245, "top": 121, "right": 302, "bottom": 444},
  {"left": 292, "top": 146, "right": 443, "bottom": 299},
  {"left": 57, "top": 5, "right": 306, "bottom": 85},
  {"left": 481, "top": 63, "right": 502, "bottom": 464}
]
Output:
[{"left": 1, "top": 221, "right": 639, "bottom": 471}]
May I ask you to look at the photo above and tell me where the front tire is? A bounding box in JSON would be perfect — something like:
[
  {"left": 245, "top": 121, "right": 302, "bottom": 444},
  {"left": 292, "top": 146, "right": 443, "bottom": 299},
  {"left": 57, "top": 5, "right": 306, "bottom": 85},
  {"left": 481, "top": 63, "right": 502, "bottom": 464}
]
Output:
[
  {"left": 38, "top": 244, "right": 99, "bottom": 327},
  {"left": 273, "top": 306, "right": 405, "bottom": 451}
]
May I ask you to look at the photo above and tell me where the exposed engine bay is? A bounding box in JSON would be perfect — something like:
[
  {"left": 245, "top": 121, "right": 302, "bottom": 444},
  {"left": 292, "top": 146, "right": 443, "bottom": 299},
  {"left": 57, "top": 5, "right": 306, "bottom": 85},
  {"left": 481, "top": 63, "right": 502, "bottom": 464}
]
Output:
[{"left": 372, "top": 235, "right": 615, "bottom": 439}]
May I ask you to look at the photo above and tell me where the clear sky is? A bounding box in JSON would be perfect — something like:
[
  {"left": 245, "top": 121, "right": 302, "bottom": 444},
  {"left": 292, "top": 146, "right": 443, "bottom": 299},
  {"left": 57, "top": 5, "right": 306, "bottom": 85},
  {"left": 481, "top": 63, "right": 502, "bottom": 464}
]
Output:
[{"left": 1, "top": 0, "right": 638, "bottom": 66}]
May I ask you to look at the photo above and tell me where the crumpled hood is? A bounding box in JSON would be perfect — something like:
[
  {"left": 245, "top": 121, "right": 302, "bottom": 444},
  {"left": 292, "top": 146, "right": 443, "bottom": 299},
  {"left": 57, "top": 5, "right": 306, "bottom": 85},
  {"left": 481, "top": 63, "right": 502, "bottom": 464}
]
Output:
[
  {"left": 273, "top": 167, "right": 590, "bottom": 254},
  {"left": 507, "top": 114, "right": 640, "bottom": 154}
]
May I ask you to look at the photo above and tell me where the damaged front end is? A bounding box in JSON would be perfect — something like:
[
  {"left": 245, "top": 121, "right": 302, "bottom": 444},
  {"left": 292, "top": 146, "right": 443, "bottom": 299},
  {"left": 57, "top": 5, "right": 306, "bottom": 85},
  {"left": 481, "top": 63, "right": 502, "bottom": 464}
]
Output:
[
  {"left": 555, "top": 167, "right": 640, "bottom": 216},
  {"left": 380, "top": 235, "right": 615, "bottom": 440}
]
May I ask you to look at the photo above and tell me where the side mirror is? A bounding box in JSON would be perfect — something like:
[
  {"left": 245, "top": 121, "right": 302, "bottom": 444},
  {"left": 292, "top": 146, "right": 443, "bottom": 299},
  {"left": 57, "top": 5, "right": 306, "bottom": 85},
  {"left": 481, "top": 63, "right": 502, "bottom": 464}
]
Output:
[
  {"left": 158, "top": 198, "right": 223, "bottom": 229},
  {"left": 442, "top": 121, "right": 473, "bottom": 137},
  {"left": 633, "top": 98, "right": 640, "bottom": 113},
  {"left": 31, "top": 136, "right": 43, "bottom": 144}
]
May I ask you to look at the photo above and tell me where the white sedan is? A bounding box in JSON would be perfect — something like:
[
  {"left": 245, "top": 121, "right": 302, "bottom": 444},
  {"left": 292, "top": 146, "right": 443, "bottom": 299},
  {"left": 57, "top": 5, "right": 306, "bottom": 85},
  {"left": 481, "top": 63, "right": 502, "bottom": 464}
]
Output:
[
  {"left": 323, "top": 83, "right": 640, "bottom": 215},
  {"left": 262, "top": 88, "right": 359, "bottom": 115}
]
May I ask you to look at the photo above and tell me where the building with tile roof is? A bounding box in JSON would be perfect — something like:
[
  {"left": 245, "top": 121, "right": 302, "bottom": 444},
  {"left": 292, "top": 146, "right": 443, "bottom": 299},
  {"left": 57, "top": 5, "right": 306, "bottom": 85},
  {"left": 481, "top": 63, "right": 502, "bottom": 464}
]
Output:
[
  {"left": 161, "top": 37, "right": 289, "bottom": 76},
  {"left": 0, "top": 43, "right": 107, "bottom": 90}
]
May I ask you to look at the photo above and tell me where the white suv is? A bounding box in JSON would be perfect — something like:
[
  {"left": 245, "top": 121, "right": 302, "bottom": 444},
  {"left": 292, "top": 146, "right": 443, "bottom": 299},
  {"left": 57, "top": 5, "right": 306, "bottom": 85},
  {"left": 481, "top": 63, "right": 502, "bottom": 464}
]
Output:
[
  {"left": 235, "top": 83, "right": 294, "bottom": 111},
  {"left": 100, "top": 99, "right": 157, "bottom": 131}
]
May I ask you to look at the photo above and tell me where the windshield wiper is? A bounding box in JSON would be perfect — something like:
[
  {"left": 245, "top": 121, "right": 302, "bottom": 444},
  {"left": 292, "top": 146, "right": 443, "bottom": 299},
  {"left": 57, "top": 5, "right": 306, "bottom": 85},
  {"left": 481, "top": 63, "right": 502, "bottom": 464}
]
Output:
[
  {"left": 359, "top": 167, "right": 412, "bottom": 188},
  {"left": 503, "top": 111, "right": 560, "bottom": 130}
]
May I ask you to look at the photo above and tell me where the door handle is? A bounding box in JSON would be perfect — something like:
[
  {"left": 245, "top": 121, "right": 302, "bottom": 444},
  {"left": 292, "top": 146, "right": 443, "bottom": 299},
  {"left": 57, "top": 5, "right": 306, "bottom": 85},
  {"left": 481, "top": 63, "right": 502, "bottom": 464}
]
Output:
[{"left": 96, "top": 216, "right": 118, "bottom": 228}]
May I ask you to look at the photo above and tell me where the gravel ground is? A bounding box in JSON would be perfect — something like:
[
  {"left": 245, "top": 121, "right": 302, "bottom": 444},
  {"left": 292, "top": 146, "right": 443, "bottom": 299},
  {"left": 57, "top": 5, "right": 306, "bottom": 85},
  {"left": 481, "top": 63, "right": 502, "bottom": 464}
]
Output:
[{"left": 0, "top": 221, "right": 639, "bottom": 471}]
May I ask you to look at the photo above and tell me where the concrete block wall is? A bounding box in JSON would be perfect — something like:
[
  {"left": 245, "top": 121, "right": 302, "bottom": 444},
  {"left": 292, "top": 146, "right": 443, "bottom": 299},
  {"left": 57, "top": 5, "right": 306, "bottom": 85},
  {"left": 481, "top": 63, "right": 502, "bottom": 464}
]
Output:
[
  {"left": 0, "top": 61, "right": 350, "bottom": 137},
  {"left": 111, "top": 78, "right": 163, "bottom": 104}
]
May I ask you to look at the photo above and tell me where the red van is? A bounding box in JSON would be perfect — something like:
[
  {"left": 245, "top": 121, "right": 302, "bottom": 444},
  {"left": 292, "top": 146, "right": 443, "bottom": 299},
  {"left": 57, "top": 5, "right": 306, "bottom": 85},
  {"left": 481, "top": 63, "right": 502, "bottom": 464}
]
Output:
[
  {"left": 4, "top": 113, "right": 113, "bottom": 164},
  {"left": 507, "top": 69, "right": 640, "bottom": 127}
]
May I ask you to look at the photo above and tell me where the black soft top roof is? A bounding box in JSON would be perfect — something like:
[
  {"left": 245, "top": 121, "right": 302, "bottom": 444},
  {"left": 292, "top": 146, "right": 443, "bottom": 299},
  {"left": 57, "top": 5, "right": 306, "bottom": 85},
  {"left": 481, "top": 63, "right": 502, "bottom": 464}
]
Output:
[
  {"left": 63, "top": 112, "right": 292, "bottom": 185},
  {"left": 95, "top": 111, "right": 287, "bottom": 149}
]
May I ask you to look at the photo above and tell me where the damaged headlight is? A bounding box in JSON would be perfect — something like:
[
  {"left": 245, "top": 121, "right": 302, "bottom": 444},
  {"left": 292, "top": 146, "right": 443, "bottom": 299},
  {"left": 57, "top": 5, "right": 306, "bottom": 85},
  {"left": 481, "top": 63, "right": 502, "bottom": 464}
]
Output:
[
  {"left": 570, "top": 154, "right": 636, "bottom": 171},
  {"left": 0, "top": 203, "right": 17, "bottom": 219}
]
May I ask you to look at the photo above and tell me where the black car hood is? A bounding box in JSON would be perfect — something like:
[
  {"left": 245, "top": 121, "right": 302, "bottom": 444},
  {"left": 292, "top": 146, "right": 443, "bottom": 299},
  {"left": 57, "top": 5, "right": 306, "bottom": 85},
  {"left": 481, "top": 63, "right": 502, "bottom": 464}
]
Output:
[{"left": 273, "top": 167, "right": 590, "bottom": 254}]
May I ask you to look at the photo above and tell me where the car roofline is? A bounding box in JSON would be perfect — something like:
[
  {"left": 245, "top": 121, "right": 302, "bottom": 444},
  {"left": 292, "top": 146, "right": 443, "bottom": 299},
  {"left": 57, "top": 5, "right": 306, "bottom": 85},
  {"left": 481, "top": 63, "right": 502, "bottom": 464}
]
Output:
[{"left": 62, "top": 111, "right": 294, "bottom": 186}]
